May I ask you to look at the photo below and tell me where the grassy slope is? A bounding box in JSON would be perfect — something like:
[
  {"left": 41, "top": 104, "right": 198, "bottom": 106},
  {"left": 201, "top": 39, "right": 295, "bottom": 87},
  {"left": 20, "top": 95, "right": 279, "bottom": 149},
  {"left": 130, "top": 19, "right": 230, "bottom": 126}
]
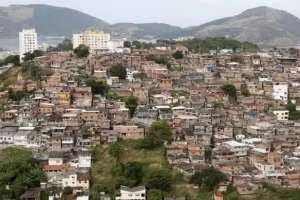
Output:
[
  {"left": 0, "top": 147, "right": 32, "bottom": 161},
  {"left": 0, "top": 65, "right": 52, "bottom": 90},
  {"left": 92, "top": 141, "right": 201, "bottom": 199},
  {"left": 0, "top": 67, "right": 22, "bottom": 89}
]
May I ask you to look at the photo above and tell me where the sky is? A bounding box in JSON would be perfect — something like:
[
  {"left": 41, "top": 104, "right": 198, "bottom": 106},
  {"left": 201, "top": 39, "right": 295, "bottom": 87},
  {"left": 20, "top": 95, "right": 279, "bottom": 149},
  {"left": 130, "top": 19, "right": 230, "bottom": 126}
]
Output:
[{"left": 1, "top": 0, "right": 300, "bottom": 27}]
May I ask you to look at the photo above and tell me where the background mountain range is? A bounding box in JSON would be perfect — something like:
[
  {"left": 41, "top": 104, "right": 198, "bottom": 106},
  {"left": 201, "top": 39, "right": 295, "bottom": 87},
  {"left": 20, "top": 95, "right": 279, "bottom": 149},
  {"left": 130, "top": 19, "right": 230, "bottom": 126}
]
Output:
[{"left": 1, "top": 4, "right": 300, "bottom": 45}]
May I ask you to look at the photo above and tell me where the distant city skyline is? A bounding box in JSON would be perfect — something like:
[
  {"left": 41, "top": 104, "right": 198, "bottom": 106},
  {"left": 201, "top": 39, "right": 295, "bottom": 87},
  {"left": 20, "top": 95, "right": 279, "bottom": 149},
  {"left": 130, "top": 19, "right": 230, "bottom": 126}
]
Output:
[{"left": 1, "top": 0, "right": 300, "bottom": 27}]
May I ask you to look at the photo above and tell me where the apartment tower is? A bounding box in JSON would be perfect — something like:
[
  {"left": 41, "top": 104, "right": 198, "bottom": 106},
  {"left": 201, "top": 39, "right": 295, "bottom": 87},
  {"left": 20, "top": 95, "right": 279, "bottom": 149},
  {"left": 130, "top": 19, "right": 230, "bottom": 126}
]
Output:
[
  {"left": 73, "top": 30, "right": 110, "bottom": 51},
  {"left": 19, "top": 28, "right": 38, "bottom": 62}
]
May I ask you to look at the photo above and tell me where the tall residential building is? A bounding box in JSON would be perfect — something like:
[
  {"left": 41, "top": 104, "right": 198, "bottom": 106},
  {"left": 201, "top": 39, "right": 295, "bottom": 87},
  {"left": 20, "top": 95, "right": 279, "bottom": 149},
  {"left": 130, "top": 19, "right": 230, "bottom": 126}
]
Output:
[
  {"left": 19, "top": 29, "right": 38, "bottom": 62},
  {"left": 73, "top": 30, "right": 111, "bottom": 51}
]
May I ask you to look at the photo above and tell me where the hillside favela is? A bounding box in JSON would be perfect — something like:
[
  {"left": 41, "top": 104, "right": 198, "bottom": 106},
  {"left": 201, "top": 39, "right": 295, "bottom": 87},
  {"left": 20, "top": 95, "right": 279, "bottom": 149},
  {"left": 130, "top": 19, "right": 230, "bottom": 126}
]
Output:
[{"left": 3, "top": 1, "right": 300, "bottom": 200}]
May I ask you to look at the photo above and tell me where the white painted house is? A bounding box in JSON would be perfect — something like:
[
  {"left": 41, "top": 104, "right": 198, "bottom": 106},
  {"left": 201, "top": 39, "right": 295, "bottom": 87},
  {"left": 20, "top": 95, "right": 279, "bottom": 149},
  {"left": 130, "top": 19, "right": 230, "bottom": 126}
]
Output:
[
  {"left": 13, "top": 130, "right": 31, "bottom": 146},
  {"left": 62, "top": 172, "right": 90, "bottom": 190},
  {"left": 116, "top": 186, "right": 146, "bottom": 200},
  {"left": 273, "top": 82, "right": 288, "bottom": 104},
  {"left": 223, "top": 141, "right": 249, "bottom": 157},
  {"left": 254, "top": 161, "right": 275, "bottom": 175},
  {"left": 77, "top": 196, "right": 89, "bottom": 200},
  {"left": 78, "top": 150, "right": 92, "bottom": 168},
  {"left": 48, "top": 151, "right": 64, "bottom": 166},
  {"left": 0, "top": 126, "right": 18, "bottom": 144}
]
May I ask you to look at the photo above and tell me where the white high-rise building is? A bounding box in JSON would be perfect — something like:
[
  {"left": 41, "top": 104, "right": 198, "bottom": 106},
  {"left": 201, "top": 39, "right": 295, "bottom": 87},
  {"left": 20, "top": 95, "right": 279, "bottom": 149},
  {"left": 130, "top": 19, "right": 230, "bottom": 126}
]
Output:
[
  {"left": 73, "top": 30, "right": 110, "bottom": 51},
  {"left": 19, "top": 28, "right": 38, "bottom": 62}
]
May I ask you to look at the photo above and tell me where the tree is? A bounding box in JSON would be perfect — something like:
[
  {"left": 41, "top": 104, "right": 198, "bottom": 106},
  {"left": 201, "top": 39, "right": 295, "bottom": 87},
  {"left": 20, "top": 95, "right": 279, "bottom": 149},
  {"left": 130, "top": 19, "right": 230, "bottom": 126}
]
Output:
[
  {"left": 124, "top": 41, "right": 132, "bottom": 48},
  {"left": 288, "top": 48, "right": 299, "bottom": 55},
  {"left": 0, "top": 59, "right": 5, "bottom": 67},
  {"left": 252, "top": 54, "right": 261, "bottom": 59},
  {"left": 177, "top": 38, "right": 258, "bottom": 53},
  {"left": 133, "top": 120, "right": 172, "bottom": 150},
  {"left": 57, "top": 38, "right": 73, "bottom": 51},
  {"left": 23, "top": 50, "right": 44, "bottom": 62},
  {"left": 240, "top": 84, "right": 250, "bottom": 97},
  {"left": 155, "top": 56, "right": 169, "bottom": 65},
  {"left": 143, "top": 42, "right": 154, "bottom": 49},
  {"left": 126, "top": 96, "right": 138, "bottom": 118},
  {"left": 231, "top": 54, "right": 244, "bottom": 64},
  {"left": 107, "top": 92, "right": 119, "bottom": 100},
  {"left": 110, "top": 65, "right": 127, "bottom": 80},
  {"left": 287, "top": 102, "right": 296, "bottom": 112},
  {"left": 25, "top": 166, "right": 47, "bottom": 186},
  {"left": 225, "top": 191, "right": 239, "bottom": 200},
  {"left": 123, "top": 162, "right": 144, "bottom": 186},
  {"left": 157, "top": 40, "right": 176, "bottom": 45},
  {"left": 146, "top": 54, "right": 157, "bottom": 61},
  {"left": 145, "top": 169, "right": 172, "bottom": 191},
  {"left": 147, "top": 189, "right": 163, "bottom": 200},
  {"left": 221, "top": 84, "right": 237, "bottom": 103},
  {"left": 109, "top": 142, "right": 124, "bottom": 162},
  {"left": 134, "top": 133, "right": 162, "bottom": 150},
  {"left": 4, "top": 55, "right": 20, "bottom": 66},
  {"left": 85, "top": 78, "right": 108, "bottom": 95},
  {"left": 150, "top": 121, "right": 173, "bottom": 142},
  {"left": 172, "top": 51, "right": 184, "bottom": 59},
  {"left": 8, "top": 88, "right": 30, "bottom": 102},
  {"left": 0, "top": 148, "right": 46, "bottom": 199},
  {"left": 290, "top": 111, "right": 300, "bottom": 120},
  {"left": 48, "top": 38, "right": 73, "bottom": 52},
  {"left": 286, "top": 102, "right": 300, "bottom": 120},
  {"left": 74, "top": 44, "right": 89, "bottom": 58},
  {"left": 62, "top": 187, "right": 73, "bottom": 196},
  {"left": 132, "top": 41, "right": 142, "bottom": 49},
  {"left": 146, "top": 55, "right": 169, "bottom": 65},
  {"left": 41, "top": 190, "right": 50, "bottom": 200},
  {"left": 167, "top": 63, "right": 171, "bottom": 70},
  {"left": 20, "top": 61, "right": 52, "bottom": 81},
  {"left": 205, "top": 148, "right": 212, "bottom": 162},
  {"left": 133, "top": 72, "right": 147, "bottom": 80},
  {"left": 190, "top": 168, "right": 227, "bottom": 191},
  {"left": 46, "top": 46, "right": 58, "bottom": 52}
]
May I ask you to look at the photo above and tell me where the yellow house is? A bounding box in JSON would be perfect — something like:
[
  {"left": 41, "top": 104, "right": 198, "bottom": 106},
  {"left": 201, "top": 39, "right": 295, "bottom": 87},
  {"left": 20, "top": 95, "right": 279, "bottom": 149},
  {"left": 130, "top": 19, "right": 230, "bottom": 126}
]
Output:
[{"left": 58, "top": 91, "right": 71, "bottom": 107}]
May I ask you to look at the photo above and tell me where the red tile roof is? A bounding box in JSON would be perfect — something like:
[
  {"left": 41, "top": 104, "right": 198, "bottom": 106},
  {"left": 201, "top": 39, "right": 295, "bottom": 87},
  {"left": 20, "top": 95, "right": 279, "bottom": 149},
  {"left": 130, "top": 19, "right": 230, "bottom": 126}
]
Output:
[{"left": 43, "top": 165, "right": 64, "bottom": 171}]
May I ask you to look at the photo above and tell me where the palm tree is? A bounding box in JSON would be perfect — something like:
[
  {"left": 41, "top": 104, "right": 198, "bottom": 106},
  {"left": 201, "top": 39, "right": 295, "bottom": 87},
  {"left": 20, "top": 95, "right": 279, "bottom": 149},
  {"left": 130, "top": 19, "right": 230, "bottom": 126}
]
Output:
[{"left": 25, "top": 166, "right": 47, "bottom": 186}]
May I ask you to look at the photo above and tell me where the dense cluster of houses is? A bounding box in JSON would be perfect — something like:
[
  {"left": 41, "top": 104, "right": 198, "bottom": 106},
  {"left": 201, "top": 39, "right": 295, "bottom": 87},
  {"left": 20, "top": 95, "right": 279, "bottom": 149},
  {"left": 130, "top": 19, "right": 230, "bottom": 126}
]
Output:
[{"left": 6, "top": 45, "right": 300, "bottom": 199}]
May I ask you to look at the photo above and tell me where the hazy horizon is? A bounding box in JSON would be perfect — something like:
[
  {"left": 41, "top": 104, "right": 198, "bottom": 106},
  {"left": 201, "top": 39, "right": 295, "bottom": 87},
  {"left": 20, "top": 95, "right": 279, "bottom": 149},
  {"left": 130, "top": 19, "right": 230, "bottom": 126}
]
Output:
[{"left": 1, "top": 0, "right": 300, "bottom": 27}]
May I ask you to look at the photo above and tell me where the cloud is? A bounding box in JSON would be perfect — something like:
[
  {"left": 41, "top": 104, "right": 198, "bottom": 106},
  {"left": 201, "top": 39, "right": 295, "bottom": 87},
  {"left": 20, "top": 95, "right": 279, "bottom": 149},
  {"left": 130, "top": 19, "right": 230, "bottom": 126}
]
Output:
[{"left": 199, "top": 0, "right": 217, "bottom": 5}]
